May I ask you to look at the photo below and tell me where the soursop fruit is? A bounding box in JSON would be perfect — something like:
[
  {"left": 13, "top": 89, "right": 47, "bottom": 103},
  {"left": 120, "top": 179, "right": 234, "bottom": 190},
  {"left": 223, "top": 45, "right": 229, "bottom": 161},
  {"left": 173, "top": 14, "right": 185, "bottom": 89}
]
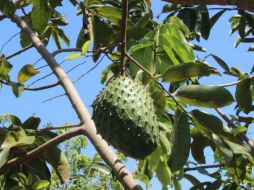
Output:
[{"left": 92, "top": 76, "right": 158, "bottom": 159}]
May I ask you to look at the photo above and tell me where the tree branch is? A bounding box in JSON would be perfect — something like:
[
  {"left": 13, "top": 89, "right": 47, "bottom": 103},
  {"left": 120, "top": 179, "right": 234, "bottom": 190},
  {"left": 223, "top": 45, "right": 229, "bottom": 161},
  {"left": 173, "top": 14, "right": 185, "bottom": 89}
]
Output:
[
  {"left": 0, "top": 126, "right": 84, "bottom": 174},
  {"left": 184, "top": 164, "right": 224, "bottom": 172},
  {"left": 39, "top": 123, "right": 82, "bottom": 132},
  {"left": 218, "top": 76, "right": 254, "bottom": 87},
  {"left": 120, "top": 0, "right": 129, "bottom": 75},
  {"left": 10, "top": 14, "right": 141, "bottom": 190},
  {"left": 0, "top": 44, "right": 33, "bottom": 62},
  {"left": 168, "top": 0, "right": 254, "bottom": 12}
]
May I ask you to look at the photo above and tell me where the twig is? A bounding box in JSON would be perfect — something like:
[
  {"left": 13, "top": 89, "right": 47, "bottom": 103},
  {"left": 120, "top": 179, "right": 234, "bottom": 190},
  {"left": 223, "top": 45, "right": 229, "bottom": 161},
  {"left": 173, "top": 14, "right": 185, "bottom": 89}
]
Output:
[
  {"left": 42, "top": 93, "right": 66, "bottom": 103},
  {"left": 184, "top": 164, "right": 224, "bottom": 172},
  {"left": 0, "top": 79, "right": 59, "bottom": 91},
  {"left": 218, "top": 76, "right": 254, "bottom": 87},
  {"left": 27, "top": 72, "right": 53, "bottom": 87},
  {"left": 52, "top": 48, "right": 82, "bottom": 57},
  {"left": 215, "top": 108, "right": 254, "bottom": 149},
  {"left": 119, "top": 0, "right": 129, "bottom": 75},
  {"left": 39, "top": 123, "right": 82, "bottom": 132},
  {"left": 0, "top": 32, "right": 20, "bottom": 53},
  {"left": 73, "top": 55, "right": 104, "bottom": 84},
  {"left": 0, "top": 126, "right": 84, "bottom": 174},
  {"left": 0, "top": 44, "right": 33, "bottom": 62},
  {"left": 66, "top": 61, "right": 86, "bottom": 74}
]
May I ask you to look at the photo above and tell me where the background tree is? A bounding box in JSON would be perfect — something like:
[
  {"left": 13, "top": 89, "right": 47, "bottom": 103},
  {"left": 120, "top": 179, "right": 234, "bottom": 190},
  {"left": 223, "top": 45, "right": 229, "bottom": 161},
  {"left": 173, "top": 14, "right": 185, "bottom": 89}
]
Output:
[{"left": 0, "top": 0, "right": 253, "bottom": 190}]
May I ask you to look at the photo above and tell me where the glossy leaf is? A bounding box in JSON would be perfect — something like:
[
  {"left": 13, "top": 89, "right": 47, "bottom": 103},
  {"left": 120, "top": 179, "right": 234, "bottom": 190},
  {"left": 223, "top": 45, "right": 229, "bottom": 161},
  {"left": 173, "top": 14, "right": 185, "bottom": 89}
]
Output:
[
  {"left": 0, "top": 60, "right": 13, "bottom": 78},
  {"left": 44, "top": 146, "right": 70, "bottom": 183},
  {"left": 89, "top": 162, "right": 112, "bottom": 175},
  {"left": 31, "top": 0, "right": 52, "bottom": 34},
  {"left": 191, "top": 110, "right": 232, "bottom": 137},
  {"left": 10, "top": 82, "right": 24, "bottom": 98},
  {"left": 91, "top": 16, "right": 112, "bottom": 62},
  {"left": 50, "top": 10, "right": 68, "bottom": 26},
  {"left": 176, "top": 85, "right": 234, "bottom": 108},
  {"left": 178, "top": 8, "right": 196, "bottom": 32},
  {"left": 95, "top": 6, "right": 122, "bottom": 25},
  {"left": 235, "top": 77, "right": 252, "bottom": 114},
  {"left": 64, "top": 53, "right": 83, "bottom": 60},
  {"left": 166, "top": 16, "right": 190, "bottom": 37},
  {"left": 210, "top": 10, "right": 226, "bottom": 29},
  {"left": 20, "top": 15, "right": 32, "bottom": 48},
  {"left": 168, "top": 109, "right": 190, "bottom": 172},
  {"left": 1, "top": 128, "right": 35, "bottom": 149},
  {"left": 156, "top": 157, "right": 171, "bottom": 186},
  {"left": 0, "top": 148, "right": 10, "bottom": 168},
  {"left": 17, "top": 64, "right": 40, "bottom": 83},
  {"left": 190, "top": 127, "right": 208, "bottom": 163},
  {"left": 0, "top": 114, "right": 22, "bottom": 126},
  {"left": 32, "top": 180, "right": 50, "bottom": 189},
  {"left": 162, "top": 62, "right": 220, "bottom": 82},
  {"left": 22, "top": 116, "right": 41, "bottom": 130},
  {"left": 211, "top": 54, "right": 230, "bottom": 72},
  {"left": 81, "top": 40, "right": 91, "bottom": 54},
  {"left": 24, "top": 157, "right": 51, "bottom": 180},
  {"left": 200, "top": 6, "right": 210, "bottom": 40},
  {"left": 0, "top": 0, "right": 16, "bottom": 17}
]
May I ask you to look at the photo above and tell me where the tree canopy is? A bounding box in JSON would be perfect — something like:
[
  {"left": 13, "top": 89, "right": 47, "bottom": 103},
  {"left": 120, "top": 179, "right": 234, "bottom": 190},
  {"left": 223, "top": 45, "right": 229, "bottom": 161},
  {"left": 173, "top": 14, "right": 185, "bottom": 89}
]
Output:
[{"left": 0, "top": 0, "right": 253, "bottom": 190}]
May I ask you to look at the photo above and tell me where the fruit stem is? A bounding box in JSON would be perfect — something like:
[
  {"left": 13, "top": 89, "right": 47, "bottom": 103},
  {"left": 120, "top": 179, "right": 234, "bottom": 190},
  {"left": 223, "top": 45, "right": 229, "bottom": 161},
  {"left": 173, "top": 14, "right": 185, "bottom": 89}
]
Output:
[{"left": 119, "top": 0, "right": 129, "bottom": 75}]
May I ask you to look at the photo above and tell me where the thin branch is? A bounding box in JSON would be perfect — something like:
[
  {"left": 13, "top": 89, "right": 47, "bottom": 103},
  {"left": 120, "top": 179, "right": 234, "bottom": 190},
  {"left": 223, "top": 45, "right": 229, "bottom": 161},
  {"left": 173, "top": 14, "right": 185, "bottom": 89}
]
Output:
[
  {"left": 52, "top": 48, "right": 82, "bottom": 57},
  {"left": 27, "top": 72, "right": 54, "bottom": 87},
  {"left": 0, "top": 32, "right": 20, "bottom": 53},
  {"left": 0, "top": 44, "right": 33, "bottom": 62},
  {"left": 0, "top": 126, "right": 84, "bottom": 174},
  {"left": 73, "top": 55, "right": 104, "bottom": 84},
  {"left": 218, "top": 76, "right": 254, "bottom": 87},
  {"left": 39, "top": 123, "right": 82, "bottom": 132},
  {"left": 42, "top": 93, "right": 66, "bottom": 103},
  {"left": 184, "top": 164, "right": 224, "bottom": 172},
  {"left": 215, "top": 108, "right": 254, "bottom": 149},
  {"left": 119, "top": 0, "right": 129, "bottom": 75},
  {"left": 0, "top": 79, "right": 59, "bottom": 91},
  {"left": 167, "top": 0, "right": 254, "bottom": 12}
]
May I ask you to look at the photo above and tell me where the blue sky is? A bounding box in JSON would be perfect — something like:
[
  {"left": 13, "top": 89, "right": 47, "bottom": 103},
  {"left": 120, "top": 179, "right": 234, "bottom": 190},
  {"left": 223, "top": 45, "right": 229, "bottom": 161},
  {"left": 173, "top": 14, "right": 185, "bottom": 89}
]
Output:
[{"left": 0, "top": 1, "right": 253, "bottom": 189}]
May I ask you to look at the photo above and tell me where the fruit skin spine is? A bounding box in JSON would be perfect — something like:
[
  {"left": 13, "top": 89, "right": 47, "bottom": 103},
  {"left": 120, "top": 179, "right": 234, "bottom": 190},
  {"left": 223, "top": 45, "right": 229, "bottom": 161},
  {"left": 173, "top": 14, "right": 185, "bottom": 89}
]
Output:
[{"left": 92, "top": 76, "right": 158, "bottom": 159}]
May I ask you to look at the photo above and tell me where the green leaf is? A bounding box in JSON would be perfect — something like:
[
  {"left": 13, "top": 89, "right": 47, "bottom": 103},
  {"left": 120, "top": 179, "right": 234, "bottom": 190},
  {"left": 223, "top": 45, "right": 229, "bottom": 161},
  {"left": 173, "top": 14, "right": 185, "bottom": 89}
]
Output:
[
  {"left": 156, "top": 158, "right": 171, "bottom": 186},
  {"left": 210, "top": 10, "right": 226, "bottom": 29},
  {"left": 20, "top": 15, "right": 32, "bottom": 48},
  {"left": 162, "top": 62, "right": 220, "bottom": 82},
  {"left": 178, "top": 8, "right": 196, "bottom": 32},
  {"left": 211, "top": 54, "right": 230, "bottom": 72},
  {"left": 191, "top": 110, "right": 232, "bottom": 137},
  {"left": 64, "top": 53, "right": 84, "bottom": 60},
  {"left": 160, "top": 33, "right": 195, "bottom": 63},
  {"left": 89, "top": 162, "right": 112, "bottom": 175},
  {"left": 11, "top": 82, "right": 24, "bottom": 98},
  {"left": 168, "top": 109, "right": 190, "bottom": 172},
  {"left": 184, "top": 174, "right": 202, "bottom": 187},
  {"left": 91, "top": 16, "right": 112, "bottom": 62},
  {"left": 1, "top": 128, "right": 35, "bottom": 149},
  {"left": 100, "top": 62, "right": 118, "bottom": 84},
  {"left": 0, "top": 0, "right": 16, "bottom": 17},
  {"left": 235, "top": 77, "right": 252, "bottom": 114},
  {"left": 0, "top": 148, "right": 10, "bottom": 168},
  {"left": 81, "top": 40, "right": 91, "bottom": 54},
  {"left": 95, "top": 6, "right": 122, "bottom": 25},
  {"left": 22, "top": 116, "right": 41, "bottom": 130},
  {"left": 44, "top": 146, "right": 70, "bottom": 183},
  {"left": 200, "top": 6, "right": 210, "bottom": 40},
  {"left": 50, "top": 10, "right": 68, "bottom": 26},
  {"left": 0, "top": 60, "right": 13, "bottom": 78},
  {"left": 31, "top": 0, "right": 52, "bottom": 34},
  {"left": 166, "top": 16, "right": 190, "bottom": 37},
  {"left": 17, "top": 64, "right": 40, "bottom": 83},
  {"left": 32, "top": 180, "right": 50, "bottom": 189},
  {"left": 0, "top": 114, "right": 22, "bottom": 126},
  {"left": 176, "top": 85, "right": 234, "bottom": 108},
  {"left": 190, "top": 128, "right": 208, "bottom": 163},
  {"left": 24, "top": 157, "right": 51, "bottom": 180}
]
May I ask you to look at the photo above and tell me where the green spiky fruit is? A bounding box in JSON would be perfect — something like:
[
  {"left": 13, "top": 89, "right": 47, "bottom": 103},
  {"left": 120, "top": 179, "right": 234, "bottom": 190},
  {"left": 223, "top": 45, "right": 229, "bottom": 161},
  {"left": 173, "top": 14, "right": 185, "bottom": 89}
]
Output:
[{"left": 92, "top": 76, "right": 158, "bottom": 159}]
